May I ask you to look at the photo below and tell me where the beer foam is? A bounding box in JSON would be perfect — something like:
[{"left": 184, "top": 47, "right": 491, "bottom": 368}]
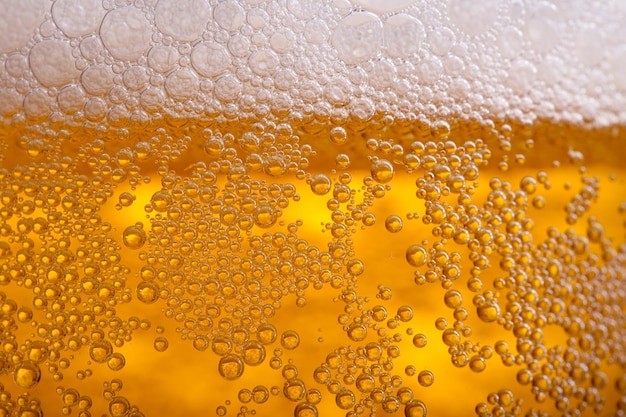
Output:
[{"left": 0, "top": 0, "right": 625, "bottom": 126}]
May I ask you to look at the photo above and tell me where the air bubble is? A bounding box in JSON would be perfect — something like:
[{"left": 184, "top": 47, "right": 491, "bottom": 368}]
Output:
[
  {"left": 154, "top": 337, "right": 169, "bottom": 352},
  {"left": 148, "top": 46, "right": 180, "bottom": 74},
  {"left": 52, "top": 0, "right": 105, "bottom": 38},
  {"left": 281, "top": 330, "right": 300, "bottom": 350},
  {"left": 213, "top": 0, "right": 245, "bottom": 32},
  {"left": 29, "top": 40, "right": 79, "bottom": 87},
  {"left": 406, "top": 245, "right": 427, "bottom": 267},
  {"left": 14, "top": 362, "right": 41, "bottom": 388},
  {"left": 218, "top": 355, "right": 245, "bottom": 380},
  {"left": 100, "top": 6, "right": 152, "bottom": 62},
  {"left": 154, "top": 0, "right": 211, "bottom": 42},
  {"left": 123, "top": 224, "right": 146, "bottom": 249},
  {"left": 371, "top": 159, "right": 394, "bottom": 183},
  {"left": 165, "top": 69, "right": 199, "bottom": 101},
  {"left": 310, "top": 174, "right": 331, "bottom": 195},
  {"left": 191, "top": 42, "right": 231, "bottom": 78},
  {"left": 332, "top": 12, "right": 382, "bottom": 65},
  {"left": 417, "top": 370, "right": 434, "bottom": 387}
]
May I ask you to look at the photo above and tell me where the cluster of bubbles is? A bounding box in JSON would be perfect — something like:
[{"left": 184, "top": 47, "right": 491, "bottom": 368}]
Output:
[
  {"left": 0, "top": 0, "right": 625, "bottom": 417},
  {"left": 1, "top": 0, "right": 626, "bottom": 130}
]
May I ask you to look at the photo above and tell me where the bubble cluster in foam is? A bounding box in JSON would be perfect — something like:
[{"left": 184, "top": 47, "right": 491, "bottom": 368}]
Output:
[{"left": 0, "top": 0, "right": 625, "bottom": 126}]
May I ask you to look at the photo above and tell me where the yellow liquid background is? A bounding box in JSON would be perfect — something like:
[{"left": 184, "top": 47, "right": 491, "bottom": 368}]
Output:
[{"left": 0, "top": 116, "right": 625, "bottom": 417}]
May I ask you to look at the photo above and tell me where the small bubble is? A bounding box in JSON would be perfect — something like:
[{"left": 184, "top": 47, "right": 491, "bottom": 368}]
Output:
[
  {"left": 404, "top": 399, "right": 427, "bottom": 417},
  {"left": 330, "top": 126, "right": 347, "bottom": 144},
  {"left": 123, "top": 224, "right": 146, "bottom": 249},
  {"left": 385, "top": 215, "right": 403, "bottom": 233},
  {"left": 14, "top": 362, "right": 41, "bottom": 388},
  {"left": 335, "top": 389, "right": 356, "bottom": 410},
  {"left": 154, "top": 337, "right": 168, "bottom": 352},
  {"left": 281, "top": 330, "right": 300, "bottom": 350},
  {"left": 412, "top": 334, "right": 427, "bottom": 348},
  {"left": 417, "top": 370, "right": 434, "bottom": 387},
  {"left": 310, "top": 174, "right": 331, "bottom": 195},
  {"left": 406, "top": 245, "right": 427, "bottom": 267},
  {"left": 218, "top": 355, "right": 245, "bottom": 380}
]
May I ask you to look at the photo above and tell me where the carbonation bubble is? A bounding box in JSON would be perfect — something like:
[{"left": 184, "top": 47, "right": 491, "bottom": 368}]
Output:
[
  {"left": 405, "top": 399, "right": 427, "bottom": 417},
  {"left": 335, "top": 389, "right": 355, "bottom": 409},
  {"left": 89, "top": 340, "right": 113, "bottom": 363},
  {"left": 51, "top": 0, "right": 105, "bottom": 38},
  {"left": 165, "top": 69, "right": 199, "bottom": 101},
  {"left": 100, "top": 6, "right": 151, "bottom": 61},
  {"left": 412, "top": 334, "right": 427, "bottom": 348},
  {"left": 108, "top": 396, "right": 130, "bottom": 417},
  {"left": 242, "top": 341, "right": 266, "bottom": 366},
  {"left": 284, "top": 379, "right": 306, "bottom": 402},
  {"left": 371, "top": 159, "right": 394, "bottom": 183},
  {"left": 123, "top": 225, "right": 146, "bottom": 249},
  {"left": 256, "top": 323, "right": 277, "bottom": 345},
  {"left": 218, "top": 355, "right": 244, "bottom": 380},
  {"left": 294, "top": 403, "right": 318, "bottom": 417},
  {"left": 29, "top": 39, "right": 79, "bottom": 87},
  {"left": 123, "top": 66, "right": 148, "bottom": 91},
  {"left": 310, "top": 174, "right": 331, "bottom": 195},
  {"left": 332, "top": 12, "right": 382, "bottom": 65},
  {"left": 137, "top": 281, "right": 159, "bottom": 304},
  {"left": 406, "top": 245, "right": 427, "bottom": 267},
  {"left": 213, "top": 0, "right": 245, "bottom": 32},
  {"left": 154, "top": 0, "right": 211, "bottom": 42},
  {"left": 281, "top": 330, "right": 300, "bottom": 350},
  {"left": 24, "top": 89, "right": 51, "bottom": 118},
  {"left": 249, "top": 50, "right": 278, "bottom": 77},
  {"left": 148, "top": 46, "right": 180, "bottom": 74},
  {"left": 108, "top": 353, "right": 126, "bottom": 371},
  {"left": 417, "top": 370, "right": 434, "bottom": 387},
  {"left": 469, "top": 356, "right": 487, "bottom": 373},
  {"left": 477, "top": 303, "right": 500, "bottom": 323},
  {"left": 154, "top": 337, "right": 169, "bottom": 352},
  {"left": 443, "top": 290, "right": 462, "bottom": 308},
  {"left": 385, "top": 215, "right": 403, "bottom": 233},
  {"left": 81, "top": 65, "right": 115, "bottom": 96},
  {"left": 14, "top": 362, "right": 41, "bottom": 388},
  {"left": 191, "top": 42, "right": 231, "bottom": 78},
  {"left": 214, "top": 74, "right": 242, "bottom": 102},
  {"left": 252, "top": 385, "right": 269, "bottom": 403}
]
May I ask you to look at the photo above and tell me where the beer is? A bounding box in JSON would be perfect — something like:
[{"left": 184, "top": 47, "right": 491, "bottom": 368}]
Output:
[{"left": 0, "top": 1, "right": 625, "bottom": 417}]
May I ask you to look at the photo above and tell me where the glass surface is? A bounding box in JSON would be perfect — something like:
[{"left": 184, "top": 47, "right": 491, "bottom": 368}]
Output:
[{"left": 0, "top": 1, "right": 625, "bottom": 416}]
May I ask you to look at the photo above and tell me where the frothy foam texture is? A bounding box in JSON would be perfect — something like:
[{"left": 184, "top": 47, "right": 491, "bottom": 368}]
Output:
[{"left": 0, "top": 0, "right": 625, "bottom": 126}]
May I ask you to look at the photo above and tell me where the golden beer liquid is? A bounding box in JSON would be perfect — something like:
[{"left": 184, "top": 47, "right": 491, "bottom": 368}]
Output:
[{"left": 0, "top": 1, "right": 625, "bottom": 417}]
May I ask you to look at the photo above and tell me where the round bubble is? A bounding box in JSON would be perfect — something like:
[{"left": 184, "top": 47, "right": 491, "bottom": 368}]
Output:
[
  {"left": 191, "top": 42, "right": 231, "bottom": 78},
  {"left": 213, "top": 0, "right": 245, "bottom": 32},
  {"left": 155, "top": 0, "right": 211, "bottom": 41},
  {"left": 332, "top": 12, "right": 382, "bottom": 65},
  {"left": 29, "top": 40, "right": 79, "bottom": 87},
  {"left": 384, "top": 14, "right": 424, "bottom": 58},
  {"left": 100, "top": 6, "right": 152, "bottom": 61},
  {"left": 165, "top": 69, "right": 199, "bottom": 101},
  {"left": 52, "top": 0, "right": 105, "bottom": 38}
]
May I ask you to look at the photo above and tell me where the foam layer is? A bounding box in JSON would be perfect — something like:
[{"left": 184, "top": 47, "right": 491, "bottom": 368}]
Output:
[{"left": 1, "top": 0, "right": 625, "bottom": 127}]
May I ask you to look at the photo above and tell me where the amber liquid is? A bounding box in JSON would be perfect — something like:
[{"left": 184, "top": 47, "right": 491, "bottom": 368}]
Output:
[{"left": 0, "top": 116, "right": 624, "bottom": 417}]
